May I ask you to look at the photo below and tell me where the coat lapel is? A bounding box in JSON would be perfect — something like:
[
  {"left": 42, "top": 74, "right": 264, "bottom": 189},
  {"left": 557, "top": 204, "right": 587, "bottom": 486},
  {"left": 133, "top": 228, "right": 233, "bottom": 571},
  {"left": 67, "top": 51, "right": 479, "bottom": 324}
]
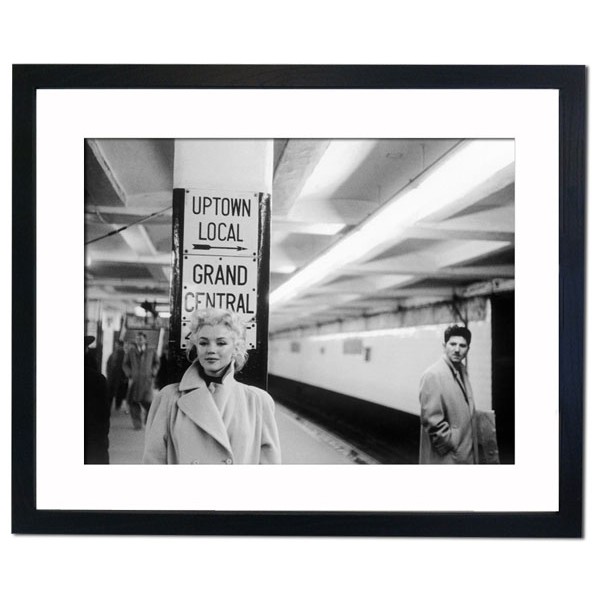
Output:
[
  {"left": 442, "top": 357, "right": 473, "bottom": 412},
  {"left": 176, "top": 361, "right": 234, "bottom": 454}
]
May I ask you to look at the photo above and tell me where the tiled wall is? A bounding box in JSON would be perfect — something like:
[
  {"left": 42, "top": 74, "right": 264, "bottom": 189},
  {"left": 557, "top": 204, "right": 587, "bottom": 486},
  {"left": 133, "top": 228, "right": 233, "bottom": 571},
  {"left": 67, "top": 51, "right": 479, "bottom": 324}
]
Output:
[{"left": 269, "top": 318, "right": 492, "bottom": 415}]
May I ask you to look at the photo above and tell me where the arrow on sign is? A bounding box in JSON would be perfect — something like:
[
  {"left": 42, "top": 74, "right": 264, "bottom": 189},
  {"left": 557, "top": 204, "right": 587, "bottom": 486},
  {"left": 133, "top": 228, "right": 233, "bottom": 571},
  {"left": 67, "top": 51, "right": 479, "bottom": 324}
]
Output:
[{"left": 192, "top": 244, "right": 248, "bottom": 251}]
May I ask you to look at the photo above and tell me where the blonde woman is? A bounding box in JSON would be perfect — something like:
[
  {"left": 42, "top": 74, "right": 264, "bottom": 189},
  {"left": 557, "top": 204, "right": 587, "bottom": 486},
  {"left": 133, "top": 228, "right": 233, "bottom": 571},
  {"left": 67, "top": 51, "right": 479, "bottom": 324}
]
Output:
[{"left": 143, "top": 308, "right": 281, "bottom": 464}]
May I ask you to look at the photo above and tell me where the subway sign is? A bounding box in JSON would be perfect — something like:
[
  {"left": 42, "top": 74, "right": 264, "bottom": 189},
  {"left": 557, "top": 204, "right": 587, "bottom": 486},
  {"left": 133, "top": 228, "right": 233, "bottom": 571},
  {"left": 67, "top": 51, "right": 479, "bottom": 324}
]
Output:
[{"left": 180, "top": 189, "right": 260, "bottom": 349}]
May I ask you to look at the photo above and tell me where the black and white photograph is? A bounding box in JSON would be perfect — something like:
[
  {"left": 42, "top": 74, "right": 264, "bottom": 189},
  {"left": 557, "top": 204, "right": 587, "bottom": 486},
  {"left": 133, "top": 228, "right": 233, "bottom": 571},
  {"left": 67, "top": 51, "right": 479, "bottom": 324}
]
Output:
[
  {"left": 84, "top": 138, "right": 515, "bottom": 466},
  {"left": 4, "top": 3, "right": 597, "bottom": 600}
]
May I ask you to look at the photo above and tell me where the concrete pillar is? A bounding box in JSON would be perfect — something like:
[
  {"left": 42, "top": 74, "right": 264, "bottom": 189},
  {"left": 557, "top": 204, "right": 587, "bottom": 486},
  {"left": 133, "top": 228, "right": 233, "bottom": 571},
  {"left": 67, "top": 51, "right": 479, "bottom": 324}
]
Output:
[{"left": 170, "top": 140, "right": 273, "bottom": 389}]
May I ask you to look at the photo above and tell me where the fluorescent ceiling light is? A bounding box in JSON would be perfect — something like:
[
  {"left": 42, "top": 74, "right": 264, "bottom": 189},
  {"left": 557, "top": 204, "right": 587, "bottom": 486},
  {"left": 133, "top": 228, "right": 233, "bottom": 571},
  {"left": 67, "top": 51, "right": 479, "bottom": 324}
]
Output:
[
  {"left": 270, "top": 140, "right": 514, "bottom": 307},
  {"left": 272, "top": 219, "right": 346, "bottom": 236},
  {"left": 307, "top": 223, "right": 345, "bottom": 235},
  {"left": 290, "top": 222, "right": 345, "bottom": 235},
  {"left": 305, "top": 324, "right": 443, "bottom": 341},
  {"left": 158, "top": 311, "right": 171, "bottom": 318},
  {"left": 271, "top": 265, "right": 297, "bottom": 275}
]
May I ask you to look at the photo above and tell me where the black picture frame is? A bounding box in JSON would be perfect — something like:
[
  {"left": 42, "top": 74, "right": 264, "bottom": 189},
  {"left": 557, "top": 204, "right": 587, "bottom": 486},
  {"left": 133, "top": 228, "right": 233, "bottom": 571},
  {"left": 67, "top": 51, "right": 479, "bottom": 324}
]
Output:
[{"left": 12, "top": 65, "right": 585, "bottom": 537}]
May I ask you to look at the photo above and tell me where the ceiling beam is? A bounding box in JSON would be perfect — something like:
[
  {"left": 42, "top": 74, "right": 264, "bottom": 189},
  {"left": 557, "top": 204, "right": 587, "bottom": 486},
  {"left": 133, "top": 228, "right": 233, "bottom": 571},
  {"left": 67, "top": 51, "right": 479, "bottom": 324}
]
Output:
[
  {"left": 86, "top": 277, "right": 170, "bottom": 289},
  {"left": 363, "top": 287, "right": 456, "bottom": 298},
  {"left": 145, "top": 264, "right": 171, "bottom": 282},
  {"left": 271, "top": 217, "right": 348, "bottom": 236},
  {"left": 404, "top": 225, "right": 514, "bottom": 243},
  {"left": 127, "top": 191, "right": 173, "bottom": 208},
  {"left": 274, "top": 295, "right": 361, "bottom": 307},
  {"left": 462, "top": 278, "right": 515, "bottom": 297},
  {"left": 85, "top": 211, "right": 172, "bottom": 226},
  {"left": 422, "top": 163, "right": 514, "bottom": 223},
  {"left": 120, "top": 225, "right": 159, "bottom": 257},
  {"left": 89, "top": 252, "right": 172, "bottom": 266},
  {"left": 435, "top": 241, "right": 512, "bottom": 268},
  {"left": 86, "top": 289, "right": 170, "bottom": 302},
  {"left": 86, "top": 140, "right": 128, "bottom": 205},
  {"left": 86, "top": 205, "right": 172, "bottom": 218},
  {"left": 272, "top": 140, "right": 331, "bottom": 217},
  {"left": 339, "top": 263, "right": 515, "bottom": 278},
  {"left": 422, "top": 204, "right": 514, "bottom": 234}
]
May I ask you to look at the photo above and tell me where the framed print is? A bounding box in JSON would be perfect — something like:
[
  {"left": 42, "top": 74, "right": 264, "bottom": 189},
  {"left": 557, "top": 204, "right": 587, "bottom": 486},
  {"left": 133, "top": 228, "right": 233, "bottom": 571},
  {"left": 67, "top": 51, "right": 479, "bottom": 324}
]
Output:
[{"left": 12, "top": 65, "right": 585, "bottom": 536}]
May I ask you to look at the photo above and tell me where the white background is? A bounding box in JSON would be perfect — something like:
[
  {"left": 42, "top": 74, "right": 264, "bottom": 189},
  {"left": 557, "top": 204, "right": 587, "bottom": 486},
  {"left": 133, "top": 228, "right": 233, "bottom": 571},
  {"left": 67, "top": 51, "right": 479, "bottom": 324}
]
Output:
[{"left": 1, "top": 1, "right": 597, "bottom": 599}]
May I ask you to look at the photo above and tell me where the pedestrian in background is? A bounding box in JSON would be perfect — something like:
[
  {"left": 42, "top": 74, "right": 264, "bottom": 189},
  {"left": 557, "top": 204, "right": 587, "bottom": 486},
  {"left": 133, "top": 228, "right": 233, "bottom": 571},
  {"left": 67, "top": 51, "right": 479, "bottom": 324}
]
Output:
[
  {"left": 106, "top": 339, "right": 128, "bottom": 412},
  {"left": 123, "top": 332, "right": 159, "bottom": 430},
  {"left": 418, "top": 324, "right": 479, "bottom": 464},
  {"left": 84, "top": 335, "right": 110, "bottom": 463},
  {"left": 155, "top": 347, "right": 172, "bottom": 391},
  {"left": 143, "top": 308, "right": 281, "bottom": 464}
]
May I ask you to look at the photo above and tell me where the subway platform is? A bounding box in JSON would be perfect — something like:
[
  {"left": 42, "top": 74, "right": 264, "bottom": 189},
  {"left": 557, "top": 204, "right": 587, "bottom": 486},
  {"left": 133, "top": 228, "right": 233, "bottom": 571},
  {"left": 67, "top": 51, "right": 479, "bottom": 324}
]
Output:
[{"left": 108, "top": 401, "right": 378, "bottom": 465}]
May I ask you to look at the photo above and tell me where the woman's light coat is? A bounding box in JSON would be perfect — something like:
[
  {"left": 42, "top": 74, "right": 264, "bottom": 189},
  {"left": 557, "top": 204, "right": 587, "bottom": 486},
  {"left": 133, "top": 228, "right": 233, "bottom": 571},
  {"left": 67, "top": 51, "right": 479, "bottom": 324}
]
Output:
[{"left": 143, "top": 361, "right": 281, "bottom": 464}]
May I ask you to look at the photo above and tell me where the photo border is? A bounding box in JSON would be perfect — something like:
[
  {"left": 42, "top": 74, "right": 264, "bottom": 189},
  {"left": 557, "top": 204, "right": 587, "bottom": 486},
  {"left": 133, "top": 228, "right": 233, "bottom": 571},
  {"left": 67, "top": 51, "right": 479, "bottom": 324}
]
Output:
[{"left": 12, "top": 65, "right": 585, "bottom": 536}]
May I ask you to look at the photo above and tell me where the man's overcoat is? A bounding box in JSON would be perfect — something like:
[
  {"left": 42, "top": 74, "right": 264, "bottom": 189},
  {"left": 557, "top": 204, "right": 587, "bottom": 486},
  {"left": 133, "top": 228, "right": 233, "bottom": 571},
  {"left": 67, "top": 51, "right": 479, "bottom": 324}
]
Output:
[
  {"left": 143, "top": 361, "right": 281, "bottom": 464},
  {"left": 419, "top": 355, "right": 479, "bottom": 464},
  {"left": 123, "top": 343, "right": 159, "bottom": 405}
]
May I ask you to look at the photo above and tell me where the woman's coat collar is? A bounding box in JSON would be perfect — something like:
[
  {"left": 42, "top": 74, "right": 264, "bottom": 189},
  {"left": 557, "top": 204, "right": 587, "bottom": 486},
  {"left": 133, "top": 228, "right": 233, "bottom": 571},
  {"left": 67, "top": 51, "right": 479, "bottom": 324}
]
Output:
[
  {"left": 178, "top": 360, "right": 236, "bottom": 392},
  {"left": 176, "top": 361, "right": 236, "bottom": 454}
]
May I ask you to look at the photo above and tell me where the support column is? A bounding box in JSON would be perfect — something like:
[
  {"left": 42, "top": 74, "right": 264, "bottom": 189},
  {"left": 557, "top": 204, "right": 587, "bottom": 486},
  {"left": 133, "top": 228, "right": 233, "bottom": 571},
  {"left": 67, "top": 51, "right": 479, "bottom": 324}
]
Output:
[{"left": 170, "top": 140, "right": 273, "bottom": 390}]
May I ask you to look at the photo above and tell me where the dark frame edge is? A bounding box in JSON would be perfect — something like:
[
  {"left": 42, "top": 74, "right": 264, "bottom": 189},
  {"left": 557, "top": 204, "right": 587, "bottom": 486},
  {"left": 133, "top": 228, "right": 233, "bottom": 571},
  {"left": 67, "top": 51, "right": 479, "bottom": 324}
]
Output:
[
  {"left": 10, "top": 509, "right": 581, "bottom": 538},
  {"left": 11, "top": 64, "right": 586, "bottom": 537},
  {"left": 12, "top": 65, "right": 38, "bottom": 534},
  {"left": 557, "top": 66, "right": 586, "bottom": 538}
]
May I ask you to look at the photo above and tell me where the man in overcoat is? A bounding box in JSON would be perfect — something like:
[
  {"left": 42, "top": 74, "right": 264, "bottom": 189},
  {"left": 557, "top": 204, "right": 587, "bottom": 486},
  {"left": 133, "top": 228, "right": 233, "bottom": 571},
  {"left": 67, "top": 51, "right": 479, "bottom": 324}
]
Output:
[
  {"left": 419, "top": 324, "right": 479, "bottom": 464},
  {"left": 123, "top": 332, "right": 159, "bottom": 429}
]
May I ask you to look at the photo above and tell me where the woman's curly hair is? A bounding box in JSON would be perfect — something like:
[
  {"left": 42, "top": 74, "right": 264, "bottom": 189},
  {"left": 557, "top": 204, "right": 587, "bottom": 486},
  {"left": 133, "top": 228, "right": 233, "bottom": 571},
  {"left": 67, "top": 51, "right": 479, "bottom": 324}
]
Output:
[{"left": 185, "top": 308, "right": 249, "bottom": 372}]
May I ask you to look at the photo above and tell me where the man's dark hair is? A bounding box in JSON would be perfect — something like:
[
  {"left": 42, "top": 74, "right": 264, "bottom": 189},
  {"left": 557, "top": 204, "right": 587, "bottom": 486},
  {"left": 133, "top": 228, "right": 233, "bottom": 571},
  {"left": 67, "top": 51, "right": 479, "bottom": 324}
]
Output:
[{"left": 444, "top": 324, "right": 472, "bottom": 344}]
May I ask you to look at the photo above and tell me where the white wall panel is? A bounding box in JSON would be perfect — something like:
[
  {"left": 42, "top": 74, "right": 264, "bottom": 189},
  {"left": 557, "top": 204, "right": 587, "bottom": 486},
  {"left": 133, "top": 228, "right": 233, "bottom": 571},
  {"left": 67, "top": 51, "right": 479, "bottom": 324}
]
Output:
[{"left": 269, "top": 318, "right": 492, "bottom": 415}]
